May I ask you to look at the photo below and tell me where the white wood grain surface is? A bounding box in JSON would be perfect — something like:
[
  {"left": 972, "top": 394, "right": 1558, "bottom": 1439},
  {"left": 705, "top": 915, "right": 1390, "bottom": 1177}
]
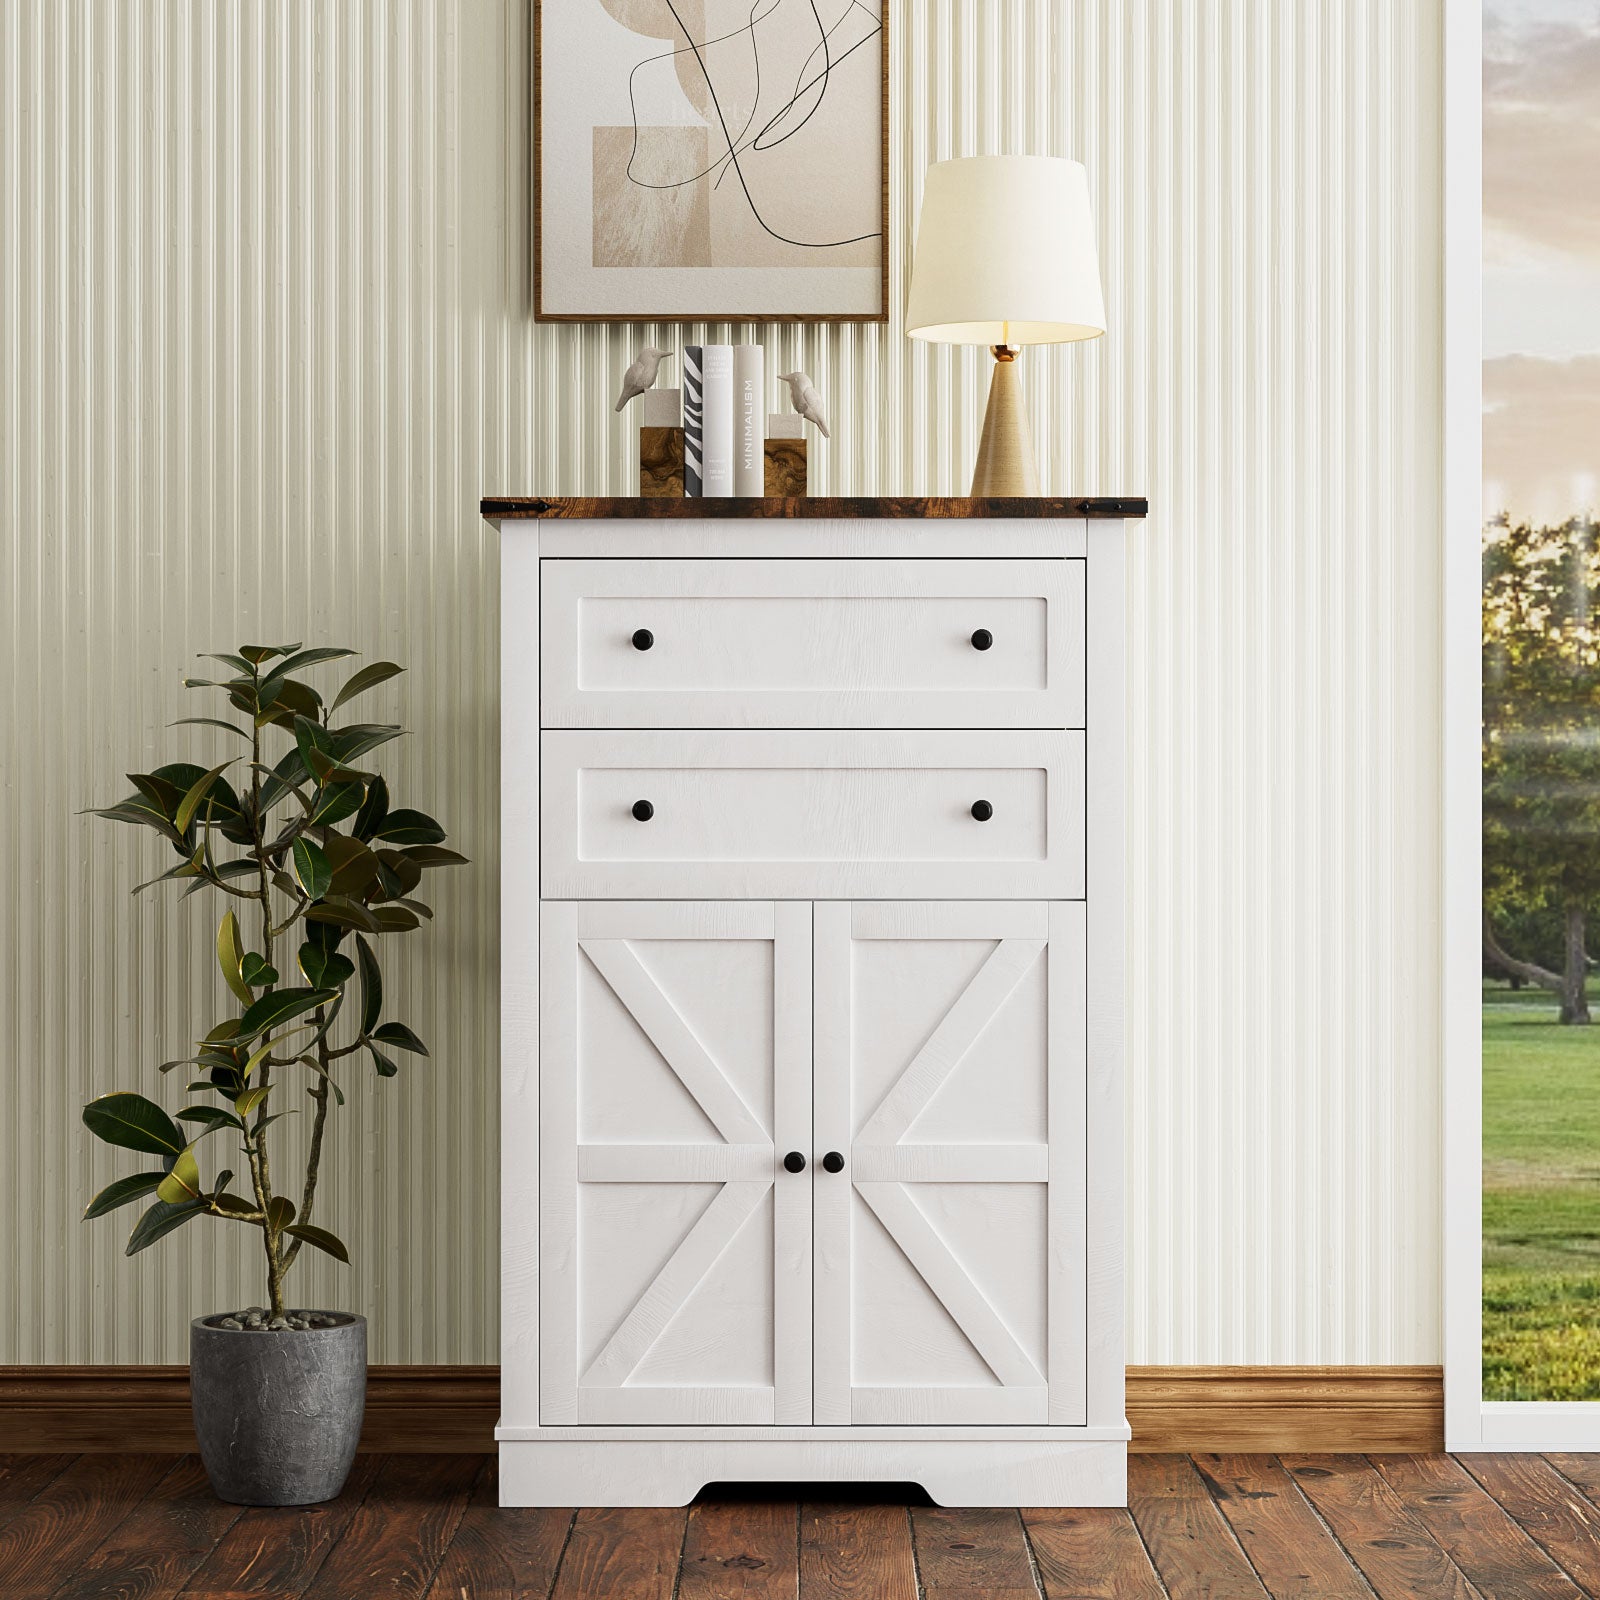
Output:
[
  {"left": 498, "top": 1436, "right": 1127, "bottom": 1508},
  {"left": 540, "top": 557, "right": 1083, "bottom": 729},
  {"left": 537, "top": 899, "right": 810, "bottom": 1428},
  {"left": 499, "top": 530, "right": 542, "bottom": 1428},
  {"left": 812, "top": 900, "right": 1083, "bottom": 1429},
  {"left": 540, "top": 728, "right": 1085, "bottom": 900}
]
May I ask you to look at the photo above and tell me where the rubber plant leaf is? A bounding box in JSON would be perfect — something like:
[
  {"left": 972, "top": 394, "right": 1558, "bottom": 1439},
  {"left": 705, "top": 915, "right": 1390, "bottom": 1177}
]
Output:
[
  {"left": 234, "top": 1085, "right": 270, "bottom": 1120},
  {"left": 402, "top": 846, "right": 469, "bottom": 869},
  {"left": 201, "top": 652, "right": 256, "bottom": 676},
  {"left": 174, "top": 759, "right": 238, "bottom": 835},
  {"left": 371, "top": 905, "right": 421, "bottom": 933},
  {"left": 156, "top": 1146, "right": 203, "bottom": 1205},
  {"left": 304, "top": 896, "right": 384, "bottom": 934},
  {"left": 330, "top": 661, "right": 404, "bottom": 714},
  {"left": 374, "top": 809, "right": 446, "bottom": 847},
  {"left": 216, "top": 911, "right": 254, "bottom": 1007},
  {"left": 126, "top": 1198, "right": 206, "bottom": 1256},
  {"left": 170, "top": 717, "right": 252, "bottom": 741},
  {"left": 298, "top": 943, "right": 355, "bottom": 990},
  {"left": 82, "top": 1172, "right": 165, "bottom": 1221},
  {"left": 286, "top": 1223, "right": 350, "bottom": 1264},
  {"left": 82, "top": 1093, "right": 185, "bottom": 1158},
  {"left": 236, "top": 987, "right": 338, "bottom": 1042},
  {"left": 372, "top": 1022, "right": 428, "bottom": 1056},
  {"left": 239, "top": 953, "right": 278, "bottom": 987},
  {"left": 292, "top": 837, "right": 333, "bottom": 901},
  {"left": 355, "top": 936, "right": 382, "bottom": 1036},
  {"left": 310, "top": 781, "right": 364, "bottom": 828}
]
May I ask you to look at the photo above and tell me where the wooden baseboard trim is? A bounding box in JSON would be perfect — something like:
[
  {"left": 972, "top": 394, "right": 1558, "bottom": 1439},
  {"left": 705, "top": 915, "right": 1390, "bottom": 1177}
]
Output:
[
  {"left": 0, "top": 1364, "right": 1443, "bottom": 1455},
  {"left": 0, "top": 1365, "right": 500, "bottom": 1454},
  {"left": 1127, "top": 1365, "right": 1444, "bottom": 1453}
]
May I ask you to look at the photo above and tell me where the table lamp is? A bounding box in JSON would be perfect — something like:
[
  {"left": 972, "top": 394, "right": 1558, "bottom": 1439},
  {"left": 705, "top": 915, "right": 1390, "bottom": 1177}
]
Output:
[{"left": 905, "top": 155, "right": 1106, "bottom": 496}]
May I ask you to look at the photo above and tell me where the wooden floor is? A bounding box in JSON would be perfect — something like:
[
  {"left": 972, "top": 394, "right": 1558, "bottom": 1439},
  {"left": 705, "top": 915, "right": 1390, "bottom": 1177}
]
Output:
[{"left": 5, "top": 1452, "right": 1600, "bottom": 1598}]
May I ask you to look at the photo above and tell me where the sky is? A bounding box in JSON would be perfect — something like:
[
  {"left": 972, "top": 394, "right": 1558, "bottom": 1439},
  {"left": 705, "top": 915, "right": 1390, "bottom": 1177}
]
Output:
[{"left": 1484, "top": 2, "right": 1600, "bottom": 521}]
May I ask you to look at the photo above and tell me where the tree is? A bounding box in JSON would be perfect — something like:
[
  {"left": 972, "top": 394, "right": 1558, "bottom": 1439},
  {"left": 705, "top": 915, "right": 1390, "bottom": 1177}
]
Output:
[{"left": 1483, "top": 515, "right": 1600, "bottom": 1024}]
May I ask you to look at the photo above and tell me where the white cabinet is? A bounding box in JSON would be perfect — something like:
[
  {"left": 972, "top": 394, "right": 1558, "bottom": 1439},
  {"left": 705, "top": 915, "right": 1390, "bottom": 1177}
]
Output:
[{"left": 494, "top": 500, "right": 1135, "bottom": 1510}]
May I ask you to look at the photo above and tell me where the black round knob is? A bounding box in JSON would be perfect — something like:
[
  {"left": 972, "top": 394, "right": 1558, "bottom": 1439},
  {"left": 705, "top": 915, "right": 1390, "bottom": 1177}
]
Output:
[
  {"left": 821, "top": 1151, "right": 845, "bottom": 1174},
  {"left": 971, "top": 799, "right": 993, "bottom": 822},
  {"left": 971, "top": 628, "right": 993, "bottom": 651},
  {"left": 631, "top": 799, "right": 654, "bottom": 822},
  {"left": 632, "top": 628, "right": 654, "bottom": 651},
  {"left": 783, "top": 1151, "right": 807, "bottom": 1174}
]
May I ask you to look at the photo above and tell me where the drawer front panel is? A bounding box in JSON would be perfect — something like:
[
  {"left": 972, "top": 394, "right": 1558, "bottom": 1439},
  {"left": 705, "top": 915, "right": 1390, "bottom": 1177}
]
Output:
[
  {"left": 541, "top": 731, "right": 1084, "bottom": 899},
  {"left": 540, "top": 558, "right": 1083, "bottom": 728}
]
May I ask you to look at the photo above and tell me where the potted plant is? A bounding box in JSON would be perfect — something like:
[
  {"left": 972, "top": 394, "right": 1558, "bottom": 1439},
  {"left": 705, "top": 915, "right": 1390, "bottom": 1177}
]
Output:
[{"left": 81, "top": 643, "right": 466, "bottom": 1505}]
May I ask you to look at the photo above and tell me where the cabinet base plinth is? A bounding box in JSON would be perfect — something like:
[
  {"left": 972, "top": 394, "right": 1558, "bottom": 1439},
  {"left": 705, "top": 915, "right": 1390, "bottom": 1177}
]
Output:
[{"left": 497, "top": 1437, "right": 1127, "bottom": 1508}]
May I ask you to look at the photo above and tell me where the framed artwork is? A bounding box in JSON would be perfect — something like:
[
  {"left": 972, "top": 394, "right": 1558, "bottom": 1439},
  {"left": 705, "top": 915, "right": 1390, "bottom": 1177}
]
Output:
[
  {"left": 1445, "top": 0, "right": 1600, "bottom": 1451},
  {"left": 534, "top": 0, "right": 887, "bottom": 323}
]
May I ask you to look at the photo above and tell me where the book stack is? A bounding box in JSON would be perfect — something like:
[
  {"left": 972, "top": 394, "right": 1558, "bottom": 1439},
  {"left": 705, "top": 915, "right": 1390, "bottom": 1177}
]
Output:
[{"left": 683, "top": 344, "right": 766, "bottom": 497}]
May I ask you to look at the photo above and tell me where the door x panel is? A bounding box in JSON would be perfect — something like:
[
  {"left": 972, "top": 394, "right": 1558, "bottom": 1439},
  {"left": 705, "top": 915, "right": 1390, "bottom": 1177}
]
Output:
[
  {"left": 539, "top": 902, "right": 812, "bottom": 1425},
  {"left": 813, "top": 901, "right": 1086, "bottom": 1426}
]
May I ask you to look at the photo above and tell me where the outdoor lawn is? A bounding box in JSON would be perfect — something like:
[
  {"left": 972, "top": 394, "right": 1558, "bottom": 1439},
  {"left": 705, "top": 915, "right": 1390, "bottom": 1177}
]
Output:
[{"left": 1484, "top": 983, "right": 1600, "bottom": 1399}]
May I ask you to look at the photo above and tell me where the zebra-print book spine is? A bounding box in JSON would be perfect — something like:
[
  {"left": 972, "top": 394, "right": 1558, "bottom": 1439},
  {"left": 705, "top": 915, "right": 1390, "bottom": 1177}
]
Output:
[{"left": 682, "top": 345, "right": 704, "bottom": 497}]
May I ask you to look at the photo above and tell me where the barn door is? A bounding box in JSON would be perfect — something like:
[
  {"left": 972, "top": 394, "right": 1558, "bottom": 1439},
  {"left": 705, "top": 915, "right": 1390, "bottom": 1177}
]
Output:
[
  {"left": 813, "top": 901, "right": 1085, "bottom": 1426},
  {"left": 539, "top": 902, "right": 812, "bottom": 1425}
]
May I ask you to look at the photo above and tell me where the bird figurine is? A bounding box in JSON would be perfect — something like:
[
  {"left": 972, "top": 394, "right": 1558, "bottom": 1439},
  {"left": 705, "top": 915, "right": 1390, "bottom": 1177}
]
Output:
[
  {"left": 614, "top": 346, "right": 672, "bottom": 412},
  {"left": 778, "top": 370, "right": 830, "bottom": 438}
]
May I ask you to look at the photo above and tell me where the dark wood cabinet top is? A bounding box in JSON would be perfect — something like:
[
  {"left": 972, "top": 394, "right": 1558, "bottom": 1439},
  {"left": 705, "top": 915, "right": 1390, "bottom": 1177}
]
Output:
[{"left": 481, "top": 495, "right": 1148, "bottom": 520}]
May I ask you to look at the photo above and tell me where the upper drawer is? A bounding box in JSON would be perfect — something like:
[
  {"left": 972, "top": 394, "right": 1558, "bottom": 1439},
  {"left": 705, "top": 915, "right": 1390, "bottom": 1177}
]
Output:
[
  {"left": 540, "top": 729, "right": 1084, "bottom": 900},
  {"left": 539, "top": 558, "right": 1083, "bottom": 729}
]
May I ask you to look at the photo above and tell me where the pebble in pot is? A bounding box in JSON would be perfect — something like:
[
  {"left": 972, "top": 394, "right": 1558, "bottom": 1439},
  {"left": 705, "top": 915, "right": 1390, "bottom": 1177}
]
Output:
[{"left": 190, "top": 1311, "right": 366, "bottom": 1506}]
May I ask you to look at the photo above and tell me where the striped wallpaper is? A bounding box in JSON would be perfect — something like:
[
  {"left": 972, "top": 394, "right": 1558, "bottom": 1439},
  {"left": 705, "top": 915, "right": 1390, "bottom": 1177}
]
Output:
[{"left": 0, "top": 0, "right": 1442, "bottom": 1363}]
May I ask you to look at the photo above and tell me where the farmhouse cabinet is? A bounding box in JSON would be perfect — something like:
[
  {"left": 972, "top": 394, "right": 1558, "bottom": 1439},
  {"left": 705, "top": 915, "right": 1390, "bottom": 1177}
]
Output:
[{"left": 489, "top": 495, "right": 1144, "bottom": 1507}]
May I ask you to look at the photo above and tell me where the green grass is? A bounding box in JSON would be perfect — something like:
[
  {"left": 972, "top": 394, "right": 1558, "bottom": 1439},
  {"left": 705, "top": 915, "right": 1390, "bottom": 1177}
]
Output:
[{"left": 1483, "top": 989, "right": 1600, "bottom": 1398}]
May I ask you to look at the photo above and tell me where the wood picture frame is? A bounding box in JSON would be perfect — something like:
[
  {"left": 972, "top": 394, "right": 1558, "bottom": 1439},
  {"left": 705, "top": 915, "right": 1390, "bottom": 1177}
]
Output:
[{"left": 534, "top": 1, "right": 889, "bottom": 324}]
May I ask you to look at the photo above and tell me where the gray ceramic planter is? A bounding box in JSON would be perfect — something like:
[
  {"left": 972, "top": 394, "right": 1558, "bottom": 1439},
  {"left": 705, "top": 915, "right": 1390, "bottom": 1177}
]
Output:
[{"left": 190, "top": 1312, "right": 366, "bottom": 1505}]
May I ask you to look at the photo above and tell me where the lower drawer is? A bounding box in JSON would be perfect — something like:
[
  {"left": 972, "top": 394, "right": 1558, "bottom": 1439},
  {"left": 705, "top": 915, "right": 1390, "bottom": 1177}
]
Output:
[{"left": 539, "top": 730, "right": 1085, "bottom": 900}]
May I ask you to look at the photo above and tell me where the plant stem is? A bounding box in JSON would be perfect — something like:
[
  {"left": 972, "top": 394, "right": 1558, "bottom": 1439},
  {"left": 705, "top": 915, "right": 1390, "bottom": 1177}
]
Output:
[
  {"left": 281, "top": 1011, "right": 334, "bottom": 1273},
  {"left": 264, "top": 1227, "right": 287, "bottom": 1319},
  {"left": 238, "top": 1125, "right": 279, "bottom": 1315},
  {"left": 247, "top": 702, "right": 285, "bottom": 1318}
]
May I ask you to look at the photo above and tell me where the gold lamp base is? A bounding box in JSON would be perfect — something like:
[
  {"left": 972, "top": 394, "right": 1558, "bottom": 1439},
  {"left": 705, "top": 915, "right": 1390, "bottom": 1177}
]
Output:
[{"left": 970, "top": 345, "right": 1040, "bottom": 497}]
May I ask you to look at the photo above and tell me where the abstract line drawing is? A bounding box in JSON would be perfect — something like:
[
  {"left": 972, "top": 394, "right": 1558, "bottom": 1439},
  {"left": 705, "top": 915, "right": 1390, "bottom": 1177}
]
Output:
[
  {"left": 537, "top": 0, "right": 887, "bottom": 321},
  {"left": 623, "top": 0, "right": 883, "bottom": 249}
]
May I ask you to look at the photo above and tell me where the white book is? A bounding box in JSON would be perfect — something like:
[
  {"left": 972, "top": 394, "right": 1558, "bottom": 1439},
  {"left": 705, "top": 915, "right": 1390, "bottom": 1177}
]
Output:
[
  {"left": 701, "top": 344, "right": 735, "bottom": 497},
  {"left": 733, "top": 346, "right": 765, "bottom": 495}
]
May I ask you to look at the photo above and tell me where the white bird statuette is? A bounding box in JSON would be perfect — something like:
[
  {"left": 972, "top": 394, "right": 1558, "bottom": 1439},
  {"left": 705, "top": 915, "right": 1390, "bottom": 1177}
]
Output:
[
  {"left": 614, "top": 346, "right": 672, "bottom": 412},
  {"left": 778, "top": 370, "right": 830, "bottom": 438}
]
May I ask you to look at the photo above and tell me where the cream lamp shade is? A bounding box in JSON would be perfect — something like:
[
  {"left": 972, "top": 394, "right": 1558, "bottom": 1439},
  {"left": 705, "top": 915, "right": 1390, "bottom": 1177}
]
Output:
[{"left": 906, "top": 155, "right": 1106, "bottom": 493}]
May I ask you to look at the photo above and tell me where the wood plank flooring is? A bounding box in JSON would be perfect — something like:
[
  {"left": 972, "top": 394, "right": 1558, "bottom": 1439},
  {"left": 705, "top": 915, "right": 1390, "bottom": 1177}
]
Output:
[{"left": 6, "top": 1452, "right": 1600, "bottom": 1598}]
